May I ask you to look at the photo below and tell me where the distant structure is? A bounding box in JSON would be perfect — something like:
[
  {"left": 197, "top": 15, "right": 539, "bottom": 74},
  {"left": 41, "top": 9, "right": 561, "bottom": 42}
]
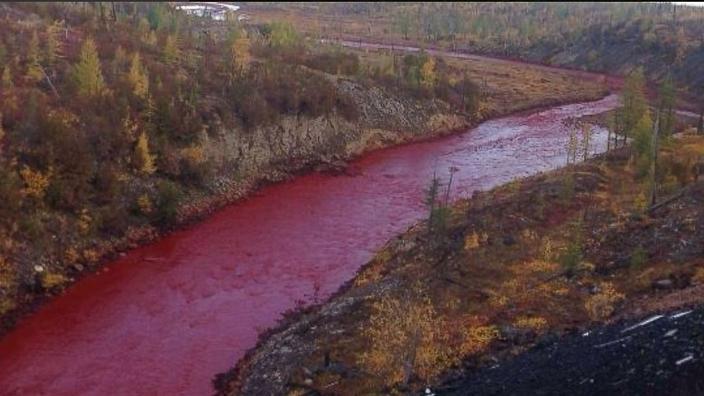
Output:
[{"left": 173, "top": 2, "right": 240, "bottom": 21}]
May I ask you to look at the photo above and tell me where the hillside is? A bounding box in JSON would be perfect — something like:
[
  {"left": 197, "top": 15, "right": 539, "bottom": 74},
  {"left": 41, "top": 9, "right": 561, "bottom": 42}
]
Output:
[
  {"left": 217, "top": 127, "right": 704, "bottom": 394},
  {"left": 0, "top": 3, "right": 606, "bottom": 334},
  {"left": 246, "top": 2, "right": 704, "bottom": 106}
]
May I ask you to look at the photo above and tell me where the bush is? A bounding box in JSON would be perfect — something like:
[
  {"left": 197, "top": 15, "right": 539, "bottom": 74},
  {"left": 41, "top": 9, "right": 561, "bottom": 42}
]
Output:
[
  {"left": 156, "top": 180, "right": 182, "bottom": 225},
  {"left": 630, "top": 245, "right": 647, "bottom": 270}
]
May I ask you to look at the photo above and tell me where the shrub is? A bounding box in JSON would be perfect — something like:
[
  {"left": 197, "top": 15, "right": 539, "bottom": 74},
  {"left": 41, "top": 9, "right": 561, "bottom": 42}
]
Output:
[
  {"left": 155, "top": 180, "right": 182, "bottom": 224},
  {"left": 584, "top": 282, "right": 624, "bottom": 321},
  {"left": 629, "top": 245, "right": 647, "bottom": 270}
]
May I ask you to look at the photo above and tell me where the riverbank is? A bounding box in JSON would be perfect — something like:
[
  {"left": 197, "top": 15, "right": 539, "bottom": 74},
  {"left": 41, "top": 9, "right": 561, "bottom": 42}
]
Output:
[
  {"left": 0, "top": 31, "right": 608, "bottom": 338},
  {"left": 219, "top": 131, "right": 704, "bottom": 395}
]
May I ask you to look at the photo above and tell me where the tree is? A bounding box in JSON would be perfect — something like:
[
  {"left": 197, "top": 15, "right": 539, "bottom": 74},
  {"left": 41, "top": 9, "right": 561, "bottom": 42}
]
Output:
[
  {"left": 0, "top": 112, "right": 4, "bottom": 153},
  {"left": 45, "top": 21, "right": 64, "bottom": 68},
  {"left": 111, "top": 45, "right": 128, "bottom": 76},
  {"left": 134, "top": 131, "right": 156, "bottom": 175},
  {"left": 657, "top": 75, "right": 676, "bottom": 138},
  {"left": 620, "top": 68, "right": 647, "bottom": 145},
  {"left": 128, "top": 52, "right": 149, "bottom": 99},
  {"left": 1, "top": 66, "right": 12, "bottom": 90},
  {"left": 632, "top": 110, "right": 654, "bottom": 178},
  {"left": 26, "top": 31, "right": 44, "bottom": 83},
  {"left": 162, "top": 34, "right": 180, "bottom": 65},
  {"left": 456, "top": 74, "right": 480, "bottom": 115},
  {"left": 581, "top": 123, "right": 592, "bottom": 161},
  {"left": 566, "top": 126, "right": 578, "bottom": 164},
  {"left": 227, "top": 37, "right": 251, "bottom": 84},
  {"left": 269, "top": 22, "right": 299, "bottom": 49},
  {"left": 698, "top": 110, "right": 703, "bottom": 135},
  {"left": 420, "top": 57, "right": 437, "bottom": 89},
  {"left": 394, "top": 9, "right": 413, "bottom": 40},
  {"left": 71, "top": 37, "right": 105, "bottom": 97}
]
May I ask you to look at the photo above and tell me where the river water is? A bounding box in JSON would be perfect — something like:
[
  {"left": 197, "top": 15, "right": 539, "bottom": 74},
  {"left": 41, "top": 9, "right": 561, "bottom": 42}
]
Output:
[{"left": 0, "top": 94, "right": 620, "bottom": 395}]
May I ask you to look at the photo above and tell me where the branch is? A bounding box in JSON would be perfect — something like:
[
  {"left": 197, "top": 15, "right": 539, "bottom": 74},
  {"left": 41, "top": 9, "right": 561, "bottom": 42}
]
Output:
[{"left": 38, "top": 65, "right": 60, "bottom": 99}]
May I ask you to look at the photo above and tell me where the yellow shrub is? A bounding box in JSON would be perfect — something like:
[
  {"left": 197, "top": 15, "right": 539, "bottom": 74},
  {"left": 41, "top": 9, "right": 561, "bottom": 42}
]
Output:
[
  {"left": 692, "top": 266, "right": 704, "bottom": 285},
  {"left": 137, "top": 194, "right": 153, "bottom": 215},
  {"left": 41, "top": 272, "right": 68, "bottom": 289},
  {"left": 83, "top": 248, "right": 99, "bottom": 263},
  {"left": 78, "top": 209, "right": 92, "bottom": 235},
  {"left": 461, "top": 325, "right": 499, "bottom": 355},
  {"left": 20, "top": 165, "right": 52, "bottom": 200},
  {"left": 64, "top": 247, "right": 80, "bottom": 264},
  {"left": 584, "top": 282, "right": 624, "bottom": 321},
  {"left": 633, "top": 191, "right": 648, "bottom": 214},
  {"left": 181, "top": 144, "right": 206, "bottom": 166},
  {"left": 358, "top": 289, "right": 457, "bottom": 386},
  {"left": 514, "top": 316, "right": 548, "bottom": 332},
  {"left": 464, "top": 231, "right": 480, "bottom": 250},
  {"left": 487, "top": 293, "right": 508, "bottom": 308}
]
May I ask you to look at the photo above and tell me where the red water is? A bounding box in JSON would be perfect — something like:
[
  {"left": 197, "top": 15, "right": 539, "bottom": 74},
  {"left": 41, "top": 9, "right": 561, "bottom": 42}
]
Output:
[{"left": 0, "top": 95, "right": 620, "bottom": 395}]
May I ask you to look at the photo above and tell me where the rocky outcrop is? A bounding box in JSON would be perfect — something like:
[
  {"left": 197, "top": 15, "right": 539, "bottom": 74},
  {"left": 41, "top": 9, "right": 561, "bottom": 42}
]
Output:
[{"left": 203, "top": 77, "right": 468, "bottom": 188}]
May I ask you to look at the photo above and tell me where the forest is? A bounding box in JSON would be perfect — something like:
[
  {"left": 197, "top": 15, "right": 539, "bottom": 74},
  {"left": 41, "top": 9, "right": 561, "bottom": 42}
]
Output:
[
  {"left": 251, "top": 2, "right": 704, "bottom": 101},
  {"left": 0, "top": 2, "right": 489, "bottom": 322}
]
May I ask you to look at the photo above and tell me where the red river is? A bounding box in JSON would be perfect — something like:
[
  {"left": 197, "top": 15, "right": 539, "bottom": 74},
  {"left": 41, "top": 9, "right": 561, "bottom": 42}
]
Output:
[{"left": 0, "top": 94, "right": 621, "bottom": 395}]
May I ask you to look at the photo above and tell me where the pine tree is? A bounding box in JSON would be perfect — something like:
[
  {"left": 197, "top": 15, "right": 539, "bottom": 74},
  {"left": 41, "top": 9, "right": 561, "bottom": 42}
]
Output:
[
  {"left": 134, "top": 131, "right": 156, "bottom": 175},
  {"left": 1, "top": 66, "right": 12, "bottom": 90},
  {"left": 26, "top": 31, "right": 44, "bottom": 83},
  {"left": 45, "top": 21, "right": 63, "bottom": 67},
  {"left": 227, "top": 37, "right": 250, "bottom": 85},
  {"left": 420, "top": 57, "right": 437, "bottom": 89},
  {"left": 657, "top": 75, "right": 676, "bottom": 138},
  {"left": 621, "top": 68, "right": 647, "bottom": 144},
  {"left": 112, "top": 45, "right": 127, "bottom": 76},
  {"left": 162, "top": 35, "right": 180, "bottom": 65},
  {"left": 71, "top": 37, "right": 105, "bottom": 97},
  {"left": 0, "top": 112, "right": 5, "bottom": 152},
  {"left": 128, "top": 52, "right": 149, "bottom": 99},
  {"left": 581, "top": 123, "right": 592, "bottom": 161}
]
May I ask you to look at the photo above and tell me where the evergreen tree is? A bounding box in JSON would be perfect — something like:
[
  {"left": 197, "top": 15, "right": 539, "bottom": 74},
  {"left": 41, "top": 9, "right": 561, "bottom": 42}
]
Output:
[
  {"left": 45, "top": 21, "right": 63, "bottom": 67},
  {"left": 71, "top": 37, "right": 105, "bottom": 97},
  {"left": 1, "top": 66, "right": 12, "bottom": 90},
  {"left": 134, "top": 131, "right": 156, "bottom": 175},
  {"left": 621, "top": 68, "right": 647, "bottom": 144},
  {"left": 128, "top": 52, "right": 149, "bottom": 99},
  {"left": 657, "top": 75, "right": 676, "bottom": 137},
  {"left": 162, "top": 35, "right": 180, "bottom": 65},
  {"left": 420, "top": 57, "right": 437, "bottom": 89},
  {"left": 26, "top": 31, "right": 44, "bottom": 83}
]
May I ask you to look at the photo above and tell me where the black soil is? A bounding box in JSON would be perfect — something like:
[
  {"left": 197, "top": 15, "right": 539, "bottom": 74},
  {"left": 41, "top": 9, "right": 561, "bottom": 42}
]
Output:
[{"left": 436, "top": 306, "right": 704, "bottom": 396}]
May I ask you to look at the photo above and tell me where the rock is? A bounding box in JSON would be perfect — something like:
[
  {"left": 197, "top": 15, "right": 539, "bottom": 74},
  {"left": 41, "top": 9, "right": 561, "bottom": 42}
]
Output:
[
  {"left": 652, "top": 278, "right": 674, "bottom": 290},
  {"left": 502, "top": 235, "right": 517, "bottom": 246},
  {"left": 499, "top": 324, "right": 536, "bottom": 345},
  {"left": 303, "top": 378, "right": 313, "bottom": 386}
]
